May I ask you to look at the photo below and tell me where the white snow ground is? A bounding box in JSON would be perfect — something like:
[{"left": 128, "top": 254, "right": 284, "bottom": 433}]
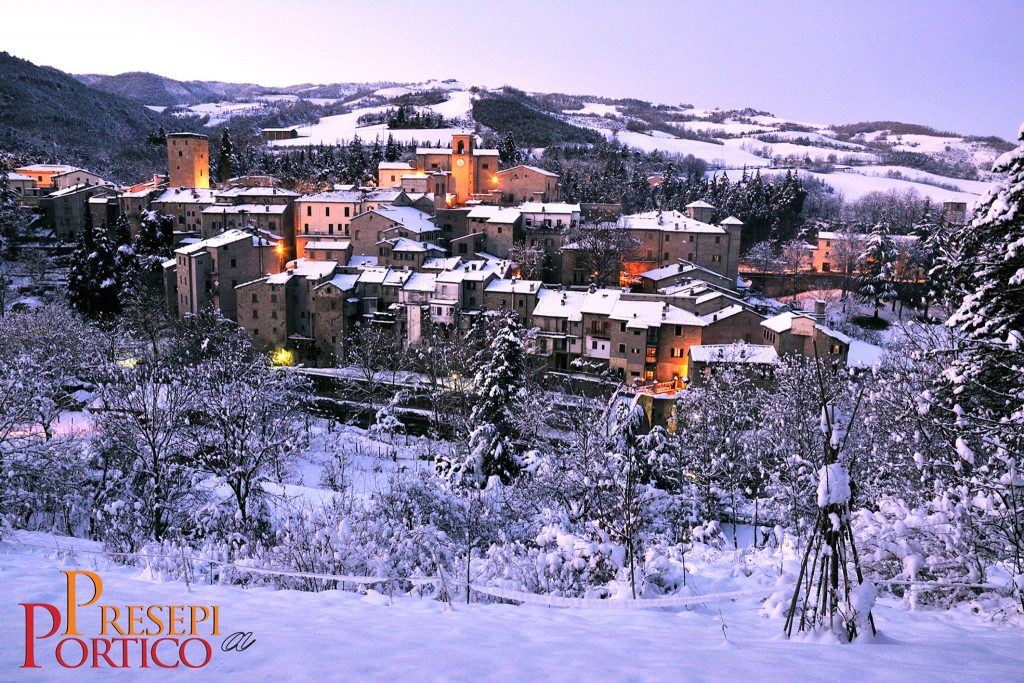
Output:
[{"left": 2, "top": 529, "right": 1021, "bottom": 681}]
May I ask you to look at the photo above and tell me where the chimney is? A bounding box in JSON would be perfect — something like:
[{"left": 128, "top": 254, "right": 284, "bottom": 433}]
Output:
[{"left": 814, "top": 299, "right": 826, "bottom": 320}]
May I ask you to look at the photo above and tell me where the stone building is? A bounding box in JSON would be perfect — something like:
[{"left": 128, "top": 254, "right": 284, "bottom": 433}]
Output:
[
  {"left": 164, "top": 229, "right": 283, "bottom": 321},
  {"left": 413, "top": 132, "right": 499, "bottom": 204},
  {"left": 349, "top": 205, "right": 440, "bottom": 257},
  {"left": 235, "top": 259, "right": 339, "bottom": 361},
  {"left": 492, "top": 165, "right": 560, "bottom": 204},
  {"left": 166, "top": 132, "right": 210, "bottom": 189}
]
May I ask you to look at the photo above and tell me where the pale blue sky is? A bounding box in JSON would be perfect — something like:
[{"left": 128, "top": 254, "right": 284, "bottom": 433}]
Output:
[{"left": 2, "top": 0, "right": 1021, "bottom": 137}]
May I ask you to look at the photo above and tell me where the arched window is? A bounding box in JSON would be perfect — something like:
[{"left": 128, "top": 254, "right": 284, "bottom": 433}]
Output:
[{"left": 456, "top": 140, "right": 465, "bottom": 154}]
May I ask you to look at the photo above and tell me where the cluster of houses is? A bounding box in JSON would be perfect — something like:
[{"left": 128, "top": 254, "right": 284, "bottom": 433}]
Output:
[{"left": 8, "top": 130, "right": 873, "bottom": 390}]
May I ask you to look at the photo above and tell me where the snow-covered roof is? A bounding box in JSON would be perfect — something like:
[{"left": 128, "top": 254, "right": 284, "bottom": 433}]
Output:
[
  {"left": 689, "top": 343, "right": 778, "bottom": 365},
  {"left": 609, "top": 299, "right": 706, "bottom": 329},
  {"left": 299, "top": 190, "right": 364, "bottom": 203},
  {"left": 619, "top": 210, "right": 725, "bottom": 234},
  {"left": 304, "top": 240, "right": 352, "bottom": 251},
  {"left": 815, "top": 324, "right": 852, "bottom": 345},
  {"left": 639, "top": 262, "right": 691, "bottom": 282},
  {"left": 720, "top": 216, "right": 744, "bottom": 226},
  {"left": 485, "top": 278, "right": 543, "bottom": 294},
  {"left": 363, "top": 188, "right": 403, "bottom": 202},
  {"left": 174, "top": 228, "right": 268, "bottom": 255},
  {"left": 488, "top": 208, "right": 522, "bottom": 224},
  {"left": 497, "top": 164, "right": 558, "bottom": 178},
  {"left": 201, "top": 203, "right": 289, "bottom": 215},
  {"left": 374, "top": 205, "right": 437, "bottom": 234},
  {"left": 17, "top": 164, "right": 78, "bottom": 173},
  {"left": 316, "top": 273, "right": 359, "bottom": 292},
  {"left": 381, "top": 237, "right": 446, "bottom": 253},
  {"left": 701, "top": 304, "right": 749, "bottom": 325},
  {"left": 214, "top": 186, "right": 298, "bottom": 198},
  {"left": 422, "top": 256, "right": 463, "bottom": 271},
  {"left": 761, "top": 311, "right": 815, "bottom": 334},
  {"left": 467, "top": 205, "right": 502, "bottom": 219},
  {"left": 7, "top": 171, "right": 35, "bottom": 181},
  {"left": 518, "top": 202, "right": 581, "bottom": 214},
  {"left": 686, "top": 200, "right": 716, "bottom": 209},
  {"left": 403, "top": 272, "right": 437, "bottom": 293},
  {"left": 357, "top": 266, "right": 391, "bottom": 284},
  {"left": 48, "top": 183, "right": 104, "bottom": 197},
  {"left": 348, "top": 255, "right": 379, "bottom": 268},
  {"left": 153, "top": 188, "right": 216, "bottom": 204},
  {"left": 383, "top": 269, "right": 413, "bottom": 287},
  {"left": 378, "top": 161, "right": 414, "bottom": 170},
  {"left": 532, "top": 290, "right": 586, "bottom": 322}
]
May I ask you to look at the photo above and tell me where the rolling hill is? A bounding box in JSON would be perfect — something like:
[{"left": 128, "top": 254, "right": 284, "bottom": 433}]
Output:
[
  {"left": 0, "top": 52, "right": 1013, "bottom": 203},
  {"left": 0, "top": 52, "right": 172, "bottom": 182}
]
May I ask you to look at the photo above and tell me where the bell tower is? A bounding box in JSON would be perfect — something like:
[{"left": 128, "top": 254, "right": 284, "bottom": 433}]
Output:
[{"left": 450, "top": 132, "right": 473, "bottom": 204}]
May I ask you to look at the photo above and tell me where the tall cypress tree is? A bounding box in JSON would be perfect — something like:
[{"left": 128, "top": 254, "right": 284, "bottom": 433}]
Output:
[{"left": 218, "top": 129, "right": 234, "bottom": 182}]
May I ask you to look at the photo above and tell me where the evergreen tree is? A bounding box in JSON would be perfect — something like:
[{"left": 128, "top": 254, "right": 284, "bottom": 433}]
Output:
[
  {"left": 384, "top": 134, "right": 401, "bottom": 162},
  {"left": 0, "top": 170, "right": 24, "bottom": 258},
  {"left": 939, "top": 126, "right": 1024, "bottom": 610},
  {"left": 134, "top": 211, "right": 174, "bottom": 266},
  {"left": 218, "top": 129, "right": 234, "bottom": 182},
  {"left": 67, "top": 212, "right": 121, "bottom": 318},
  {"left": 370, "top": 137, "right": 384, "bottom": 171},
  {"left": 441, "top": 310, "right": 526, "bottom": 487},
  {"left": 498, "top": 132, "right": 521, "bottom": 167},
  {"left": 856, "top": 221, "right": 898, "bottom": 318},
  {"left": 109, "top": 213, "right": 132, "bottom": 248}
]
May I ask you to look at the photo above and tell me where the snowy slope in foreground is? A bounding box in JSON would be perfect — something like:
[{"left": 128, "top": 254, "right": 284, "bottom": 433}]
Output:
[{"left": 2, "top": 532, "right": 1021, "bottom": 682}]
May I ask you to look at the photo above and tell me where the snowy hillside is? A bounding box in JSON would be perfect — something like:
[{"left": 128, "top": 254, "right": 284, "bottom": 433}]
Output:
[{"left": 94, "top": 69, "right": 1011, "bottom": 205}]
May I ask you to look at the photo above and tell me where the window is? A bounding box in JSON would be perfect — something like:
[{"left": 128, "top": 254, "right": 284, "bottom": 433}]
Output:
[
  {"left": 325, "top": 207, "right": 331, "bottom": 217},
  {"left": 230, "top": 258, "right": 236, "bottom": 268},
  {"left": 328, "top": 225, "right": 334, "bottom": 235},
  {"left": 618, "top": 343, "right": 626, "bottom": 353},
  {"left": 592, "top": 340, "right": 598, "bottom": 350},
  {"left": 517, "top": 300, "right": 524, "bottom": 308},
  {"left": 344, "top": 207, "right": 350, "bottom": 217},
  {"left": 664, "top": 252, "right": 669, "bottom": 260},
  {"left": 271, "top": 311, "right": 278, "bottom": 320},
  {"left": 715, "top": 236, "right": 721, "bottom": 244},
  {"left": 712, "top": 254, "right": 722, "bottom": 263},
  {"left": 665, "top": 234, "right": 671, "bottom": 242},
  {"left": 251, "top": 293, "right": 258, "bottom": 303},
  {"left": 482, "top": 163, "right": 489, "bottom": 170},
  {"left": 671, "top": 348, "right": 683, "bottom": 358},
  {"left": 687, "top": 252, "right": 693, "bottom": 260},
  {"left": 619, "top": 322, "right": 626, "bottom": 332},
  {"left": 304, "top": 224, "right": 309, "bottom": 234},
  {"left": 271, "top": 294, "right": 277, "bottom": 303},
  {"left": 252, "top": 310, "right": 258, "bottom": 319},
  {"left": 675, "top": 325, "right": 682, "bottom": 335},
  {"left": 307, "top": 206, "right": 312, "bottom": 216},
  {"left": 631, "top": 348, "right": 640, "bottom": 355}
]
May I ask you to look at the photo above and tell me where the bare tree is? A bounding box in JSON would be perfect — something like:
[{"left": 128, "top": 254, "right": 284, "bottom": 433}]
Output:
[
  {"left": 743, "top": 241, "right": 782, "bottom": 274},
  {"left": 566, "top": 222, "right": 640, "bottom": 287},
  {"left": 508, "top": 243, "right": 546, "bottom": 281}
]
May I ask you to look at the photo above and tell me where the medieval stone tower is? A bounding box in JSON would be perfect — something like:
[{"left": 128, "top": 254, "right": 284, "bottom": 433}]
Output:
[
  {"left": 167, "top": 132, "right": 210, "bottom": 189},
  {"left": 450, "top": 132, "right": 474, "bottom": 203}
]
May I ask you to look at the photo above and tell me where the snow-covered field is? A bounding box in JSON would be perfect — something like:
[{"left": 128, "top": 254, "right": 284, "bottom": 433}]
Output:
[
  {"left": 2, "top": 529, "right": 1021, "bottom": 681},
  {"left": 719, "top": 167, "right": 983, "bottom": 205}
]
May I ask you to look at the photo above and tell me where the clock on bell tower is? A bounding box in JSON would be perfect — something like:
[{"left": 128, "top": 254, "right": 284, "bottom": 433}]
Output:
[{"left": 451, "top": 132, "right": 474, "bottom": 204}]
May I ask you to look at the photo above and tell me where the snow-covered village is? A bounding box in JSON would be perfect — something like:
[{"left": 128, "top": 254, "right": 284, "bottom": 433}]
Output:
[{"left": 1, "top": 1, "right": 1023, "bottom": 680}]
